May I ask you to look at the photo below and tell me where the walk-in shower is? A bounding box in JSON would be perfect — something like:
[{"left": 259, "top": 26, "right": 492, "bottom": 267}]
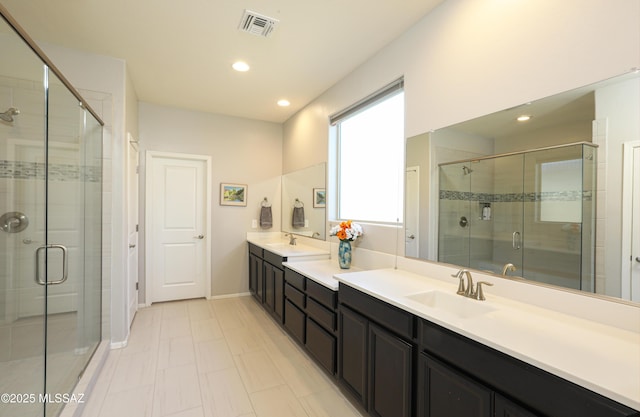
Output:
[
  {"left": 1, "top": 6, "right": 103, "bottom": 417},
  {"left": 438, "top": 142, "right": 597, "bottom": 291}
]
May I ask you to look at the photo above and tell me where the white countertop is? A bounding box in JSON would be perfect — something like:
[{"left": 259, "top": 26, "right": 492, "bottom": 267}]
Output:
[
  {"left": 247, "top": 235, "right": 329, "bottom": 259},
  {"left": 334, "top": 268, "right": 640, "bottom": 411},
  {"left": 283, "top": 259, "right": 362, "bottom": 290}
]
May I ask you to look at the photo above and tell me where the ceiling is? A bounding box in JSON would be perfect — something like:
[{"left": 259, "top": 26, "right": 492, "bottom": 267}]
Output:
[{"left": 1, "top": 0, "right": 444, "bottom": 123}]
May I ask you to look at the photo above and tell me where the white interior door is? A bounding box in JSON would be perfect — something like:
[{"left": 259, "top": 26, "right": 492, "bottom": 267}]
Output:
[
  {"left": 405, "top": 166, "right": 419, "bottom": 258},
  {"left": 630, "top": 144, "right": 640, "bottom": 302},
  {"left": 147, "top": 152, "right": 210, "bottom": 303},
  {"left": 127, "top": 135, "right": 139, "bottom": 327},
  {"left": 622, "top": 140, "right": 640, "bottom": 302}
]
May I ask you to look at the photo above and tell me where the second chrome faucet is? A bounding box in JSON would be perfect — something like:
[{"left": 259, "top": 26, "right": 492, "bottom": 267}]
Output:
[{"left": 451, "top": 269, "right": 493, "bottom": 301}]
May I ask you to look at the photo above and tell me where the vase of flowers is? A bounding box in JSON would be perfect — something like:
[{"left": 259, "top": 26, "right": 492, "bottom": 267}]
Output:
[{"left": 330, "top": 220, "right": 363, "bottom": 269}]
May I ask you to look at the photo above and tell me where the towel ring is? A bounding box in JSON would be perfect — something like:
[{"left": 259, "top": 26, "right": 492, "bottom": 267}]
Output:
[
  {"left": 294, "top": 198, "right": 304, "bottom": 208},
  {"left": 261, "top": 197, "right": 271, "bottom": 208}
]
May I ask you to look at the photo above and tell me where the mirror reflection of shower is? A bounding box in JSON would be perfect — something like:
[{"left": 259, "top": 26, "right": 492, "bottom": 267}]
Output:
[
  {"left": 0, "top": 107, "right": 20, "bottom": 123},
  {"left": 462, "top": 165, "right": 473, "bottom": 175}
]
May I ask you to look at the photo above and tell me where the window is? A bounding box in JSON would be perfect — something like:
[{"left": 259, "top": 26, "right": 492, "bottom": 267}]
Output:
[
  {"left": 538, "top": 158, "right": 582, "bottom": 223},
  {"left": 331, "top": 79, "right": 405, "bottom": 223}
]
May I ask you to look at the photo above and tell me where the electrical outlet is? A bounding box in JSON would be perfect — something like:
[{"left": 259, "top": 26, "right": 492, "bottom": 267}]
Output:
[{"left": 251, "top": 219, "right": 258, "bottom": 228}]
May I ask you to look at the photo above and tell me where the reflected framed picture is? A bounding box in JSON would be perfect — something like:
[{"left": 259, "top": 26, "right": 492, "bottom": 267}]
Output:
[
  {"left": 220, "top": 183, "right": 247, "bottom": 206},
  {"left": 313, "top": 188, "right": 326, "bottom": 208}
]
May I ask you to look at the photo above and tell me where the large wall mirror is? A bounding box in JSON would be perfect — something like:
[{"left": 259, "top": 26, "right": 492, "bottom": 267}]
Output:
[
  {"left": 282, "top": 163, "right": 326, "bottom": 240},
  {"left": 405, "top": 70, "right": 640, "bottom": 302}
]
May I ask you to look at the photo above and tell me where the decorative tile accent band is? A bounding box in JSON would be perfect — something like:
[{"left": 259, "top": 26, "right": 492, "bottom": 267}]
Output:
[
  {"left": 439, "top": 190, "right": 592, "bottom": 202},
  {"left": 0, "top": 160, "right": 101, "bottom": 182}
]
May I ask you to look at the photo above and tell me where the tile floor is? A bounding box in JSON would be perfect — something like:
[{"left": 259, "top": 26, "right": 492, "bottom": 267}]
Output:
[{"left": 81, "top": 296, "right": 366, "bottom": 417}]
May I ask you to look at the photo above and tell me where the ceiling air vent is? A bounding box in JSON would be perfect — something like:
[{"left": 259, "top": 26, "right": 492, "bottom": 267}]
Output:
[{"left": 238, "top": 10, "right": 279, "bottom": 38}]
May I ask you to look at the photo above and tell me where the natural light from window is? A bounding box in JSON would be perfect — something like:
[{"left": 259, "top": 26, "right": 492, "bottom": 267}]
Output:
[{"left": 338, "top": 91, "right": 405, "bottom": 223}]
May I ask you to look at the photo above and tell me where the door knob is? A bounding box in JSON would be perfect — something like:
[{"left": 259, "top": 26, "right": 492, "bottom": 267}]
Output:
[
  {"left": 194, "top": 234, "right": 205, "bottom": 239},
  {"left": 129, "top": 244, "right": 136, "bottom": 248},
  {"left": 636, "top": 257, "right": 640, "bottom": 263},
  {"left": 407, "top": 234, "right": 415, "bottom": 239}
]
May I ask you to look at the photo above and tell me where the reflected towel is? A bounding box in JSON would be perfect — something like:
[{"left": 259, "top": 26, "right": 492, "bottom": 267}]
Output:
[
  {"left": 292, "top": 206, "right": 305, "bottom": 228},
  {"left": 260, "top": 206, "right": 272, "bottom": 229}
]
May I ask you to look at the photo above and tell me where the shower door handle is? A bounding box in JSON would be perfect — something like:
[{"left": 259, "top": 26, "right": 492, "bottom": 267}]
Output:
[
  {"left": 512, "top": 232, "right": 521, "bottom": 250},
  {"left": 35, "top": 244, "right": 69, "bottom": 286}
]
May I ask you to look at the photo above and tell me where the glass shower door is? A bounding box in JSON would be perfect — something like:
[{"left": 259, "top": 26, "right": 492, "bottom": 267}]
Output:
[
  {"left": 438, "top": 163, "right": 472, "bottom": 266},
  {"left": 0, "top": 16, "right": 48, "bottom": 417},
  {"left": 469, "top": 154, "right": 525, "bottom": 276},
  {"left": 44, "top": 72, "right": 102, "bottom": 416}
]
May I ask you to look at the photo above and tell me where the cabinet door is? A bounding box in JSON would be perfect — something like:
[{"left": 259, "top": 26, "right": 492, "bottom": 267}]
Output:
[
  {"left": 273, "top": 266, "right": 284, "bottom": 321},
  {"left": 264, "top": 263, "right": 275, "bottom": 311},
  {"left": 249, "top": 253, "right": 263, "bottom": 303},
  {"left": 306, "top": 317, "right": 336, "bottom": 374},
  {"left": 284, "top": 299, "right": 305, "bottom": 344},
  {"left": 495, "top": 395, "right": 540, "bottom": 417},
  {"left": 418, "top": 353, "right": 491, "bottom": 417},
  {"left": 338, "top": 305, "right": 368, "bottom": 407},
  {"left": 369, "top": 324, "right": 413, "bottom": 417}
]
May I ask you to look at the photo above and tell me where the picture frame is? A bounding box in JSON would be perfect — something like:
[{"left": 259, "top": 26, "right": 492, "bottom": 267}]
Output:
[
  {"left": 313, "top": 188, "right": 326, "bottom": 208},
  {"left": 220, "top": 183, "right": 247, "bottom": 206}
]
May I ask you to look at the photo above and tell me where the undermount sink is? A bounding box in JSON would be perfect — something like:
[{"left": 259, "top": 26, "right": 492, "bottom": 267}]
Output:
[
  {"left": 405, "top": 290, "right": 496, "bottom": 319},
  {"left": 265, "top": 242, "right": 291, "bottom": 248}
]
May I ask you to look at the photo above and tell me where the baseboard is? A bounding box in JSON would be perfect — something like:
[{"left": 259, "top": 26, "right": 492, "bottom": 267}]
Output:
[
  {"left": 110, "top": 339, "right": 128, "bottom": 349},
  {"left": 208, "top": 292, "right": 251, "bottom": 300}
]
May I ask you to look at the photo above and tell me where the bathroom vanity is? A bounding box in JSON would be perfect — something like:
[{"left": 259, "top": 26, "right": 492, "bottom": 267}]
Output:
[{"left": 247, "top": 236, "right": 640, "bottom": 417}]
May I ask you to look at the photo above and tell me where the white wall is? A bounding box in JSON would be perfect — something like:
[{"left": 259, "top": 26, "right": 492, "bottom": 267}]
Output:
[
  {"left": 138, "top": 102, "right": 283, "bottom": 298},
  {"left": 282, "top": 0, "right": 640, "bottom": 277}
]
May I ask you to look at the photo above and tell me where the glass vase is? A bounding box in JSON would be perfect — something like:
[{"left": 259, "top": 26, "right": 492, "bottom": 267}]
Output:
[{"left": 338, "top": 240, "right": 352, "bottom": 269}]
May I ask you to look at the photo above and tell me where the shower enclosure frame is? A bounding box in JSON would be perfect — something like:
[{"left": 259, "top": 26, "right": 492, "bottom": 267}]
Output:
[
  {"left": 437, "top": 141, "right": 597, "bottom": 292},
  {"left": 1, "top": 5, "right": 104, "bottom": 417}
]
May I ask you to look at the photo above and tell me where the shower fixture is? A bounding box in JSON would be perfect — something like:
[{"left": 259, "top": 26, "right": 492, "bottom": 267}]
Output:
[
  {"left": 0, "top": 107, "right": 20, "bottom": 123},
  {"left": 462, "top": 166, "right": 473, "bottom": 175}
]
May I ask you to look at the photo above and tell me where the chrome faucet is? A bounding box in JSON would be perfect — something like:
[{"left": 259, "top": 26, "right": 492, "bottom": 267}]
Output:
[
  {"left": 502, "top": 263, "right": 516, "bottom": 276},
  {"left": 286, "top": 233, "right": 297, "bottom": 245},
  {"left": 451, "top": 269, "right": 493, "bottom": 300}
]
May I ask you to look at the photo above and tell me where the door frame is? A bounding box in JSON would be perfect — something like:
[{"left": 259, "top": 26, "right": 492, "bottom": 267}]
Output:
[
  {"left": 621, "top": 140, "right": 640, "bottom": 300},
  {"left": 144, "top": 151, "right": 212, "bottom": 305},
  {"left": 126, "top": 133, "right": 139, "bottom": 328}
]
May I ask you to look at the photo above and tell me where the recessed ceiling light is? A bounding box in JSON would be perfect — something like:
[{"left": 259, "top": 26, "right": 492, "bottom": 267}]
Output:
[
  {"left": 277, "top": 99, "right": 290, "bottom": 107},
  {"left": 232, "top": 61, "right": 250, "bottom": 72},
  {"left": 517, "top": 115, "right": 532, "bottom": 122}
]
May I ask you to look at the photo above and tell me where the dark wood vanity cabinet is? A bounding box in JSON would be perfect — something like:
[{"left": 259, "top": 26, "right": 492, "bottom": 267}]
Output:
[
  {"left": 338, "top": 284, "right": 414, "bottom": 417},
  {"left": 248, "top": 243, "right": 285, "bottom": 322},
  {"left": 418, "top": 318, "right": 639, "bottom": 417},
  {"left": 283, "top": 268, "right": 339, "bottom": 375}
]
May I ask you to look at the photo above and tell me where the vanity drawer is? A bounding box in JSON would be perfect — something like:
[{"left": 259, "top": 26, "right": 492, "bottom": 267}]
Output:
[
  {"left": 339, "top": 283, "right": 414, "bottom": 340},
  {"left": 248, "top": 242, "right": 263, "bottom": 258},
  {"left": 285, "top": 282, "right": 305, "bottom": 309},
  {"left": 306, "top": 279, "right": 337, "bottom": 309},
  {"left": 285, "top": 268, "right": 306, "bottom": 292},
  {"left": 307, "top": 297, "right": 336, "bottom": 331},
  {"left": 264, "top": 250, "right": 286, "bottom": 267}
]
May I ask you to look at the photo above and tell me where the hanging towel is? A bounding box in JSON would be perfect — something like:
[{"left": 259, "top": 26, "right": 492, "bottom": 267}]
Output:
[
  {"left": 260, "top": 206, "right": 272, "bottom": 229},
  {"left": 292, "top": 206, "right": 305, "bottom": 228}
]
